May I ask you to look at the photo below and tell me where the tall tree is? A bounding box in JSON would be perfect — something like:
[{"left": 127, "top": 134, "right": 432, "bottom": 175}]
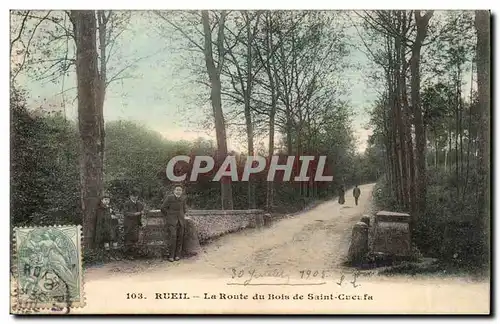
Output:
[
  {"left": 254, "top": 11, "right": 279, "bottom": 211},
  {"left": 410, "top": 10, "right": 433, "bottom": 224},
  {"left": 474, "top": 10, "right": 490, "bottom": 258},
  {"left": 155, "top": 10, "right": 234, "bottom": 209},
  {"left": 222, "top": 11, "right": 262, "bottom": 209},
  {"left": 69, "top": 10, "right": 103, "bottom": 249},
  {"left": 201, "top": 10, "right": 234, "bottom": 210},
  {"left": 10, "top": 10, "right": 141, "bottom": 170}
]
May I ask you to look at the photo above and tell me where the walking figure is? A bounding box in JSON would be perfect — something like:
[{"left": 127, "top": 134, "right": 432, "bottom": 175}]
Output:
[
  {"left": 353, "top": 185, "right": 361, "bottom": 206},
  {"left": 338, "top": 184, "right": 345, "bottom": 205},
  {"left": 161, "top": 186, "right": 187, "bottom": 262}
]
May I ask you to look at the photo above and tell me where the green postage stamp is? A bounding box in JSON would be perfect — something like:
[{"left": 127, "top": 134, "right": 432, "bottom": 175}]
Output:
[{"left": 13, "top": 225, "right": 84, "bottom": 310}]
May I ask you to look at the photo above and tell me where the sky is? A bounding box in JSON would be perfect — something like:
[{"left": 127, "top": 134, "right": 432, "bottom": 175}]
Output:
[{"left": 13, "top": 11, "right": 378, "bottom": 153}]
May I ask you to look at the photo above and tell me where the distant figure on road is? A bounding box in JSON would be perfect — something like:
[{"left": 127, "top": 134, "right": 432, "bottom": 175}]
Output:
[
  {"left": 338, "top": 184, "right": 345, "bottom": 205},
  {"left": 353, "top": 185, "right": 361, "bottom": 206},
  {"left": 161, "top": 186, "right": 187, "bottom": 262}
]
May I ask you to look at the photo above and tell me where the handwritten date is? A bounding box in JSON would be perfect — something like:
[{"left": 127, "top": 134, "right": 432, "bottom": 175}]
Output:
[
  {"left": 299, "top": 269, "right": 327, "bottom": 279},
  {"left": 226, "top": 268, "right": 361, "bottom": 287}
]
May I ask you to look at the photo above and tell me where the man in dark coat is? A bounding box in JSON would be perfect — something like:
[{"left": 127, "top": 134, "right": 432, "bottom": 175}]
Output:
[
  {"left": 160, "top": 186, "right": 187, "bottom": 262},
  {"left": 123, "top": 189, "right": 144, "bottom": 247},
  {"left": 95, "top": 193, "right": 115, "bottom": 249},
  {"left": 353, "top": 185, "right": 361, "bottom": 206}
]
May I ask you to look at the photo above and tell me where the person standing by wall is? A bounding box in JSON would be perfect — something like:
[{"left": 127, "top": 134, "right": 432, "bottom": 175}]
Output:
[
  {"left": 123, "top": 188, "right": 144, "bottom": 256},
  {"left": 353, "top": 185, "right": 361, "bottom": 206},
  {"left": 161, "top": 185, "right": 187, "bottom": 262},
  {"left": 95, "top": 193, "right": 114, "bottom": 250}
]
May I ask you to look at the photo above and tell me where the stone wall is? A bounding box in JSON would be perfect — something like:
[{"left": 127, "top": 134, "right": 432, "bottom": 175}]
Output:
[{"left": 144, "top": 209, "right": 266, "bottom": 244}]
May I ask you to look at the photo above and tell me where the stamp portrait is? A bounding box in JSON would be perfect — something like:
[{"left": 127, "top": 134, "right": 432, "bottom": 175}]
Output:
[{"left": 13, "top": 225, "right": 84, "bottom": 310}]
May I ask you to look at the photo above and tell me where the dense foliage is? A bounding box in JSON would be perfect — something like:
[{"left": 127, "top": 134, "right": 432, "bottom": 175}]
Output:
[
  {"left": 11, "top": 87, "right": 81, "bottom": 227},
  {"left": 366, "top": 11, "right": 490, "bottom": 269}
]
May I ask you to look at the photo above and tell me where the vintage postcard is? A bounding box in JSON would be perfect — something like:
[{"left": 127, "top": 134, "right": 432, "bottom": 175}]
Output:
[{"left": 9, "top": 9, "right": 491, "bottom": 315}]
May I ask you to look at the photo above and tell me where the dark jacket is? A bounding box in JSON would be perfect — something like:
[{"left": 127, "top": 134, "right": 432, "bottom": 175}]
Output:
[
  {"left": 95, "top": 203, "right": 115, "bottom": 244},
  {"left": 161, "top": 194, "right": 187, "bottom": 227},
  {"left": 353, "top": 187, "right": 361, "bottom": 198},
  {"left": 124, "top": 200, "right": 144, "bottom": 215},
  {"left": 123, "top": 199, "right": 144, "bottom": 226}
]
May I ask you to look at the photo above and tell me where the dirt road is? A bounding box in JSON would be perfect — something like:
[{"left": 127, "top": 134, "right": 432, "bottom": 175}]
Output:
[{"left": 74, "top": 183, "right": 489, "bottom": 314}]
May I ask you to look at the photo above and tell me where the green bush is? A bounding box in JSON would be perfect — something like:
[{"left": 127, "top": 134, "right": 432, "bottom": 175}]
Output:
[
  {"left": 11, "top": 88, "right": 81, "bottom": 227},
  {"left": 373, "top": 167, "right": 487, "bottom": 269}
]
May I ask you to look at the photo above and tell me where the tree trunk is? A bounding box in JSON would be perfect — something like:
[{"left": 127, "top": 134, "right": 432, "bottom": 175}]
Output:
[
  {"left": 474, "top": 10, "right": 490, "bottom": 261},
  {"left": 444, "top": 144, "right": 448, "bottom": 171},
  {"left": 386, "top": 136, "right": 395, "bottom": 194},
  {"left": 286, "top": 110, "right": 293, "bottom": 155},
  {"left": 265, "top": 27, "right": 277, "bottom": 212},
  {"left": 386, "top": 35, "right": 402, "bottom": 206},
  {"left": 266, "top": 108, "right": 275, "bottom": 211},
  {"left": 447, "top": 127, "right": 452, "bottom": 171},
  {"left": 458, "top": 71, "right": 464, "bottom": 179},
  {"left": 395, "top": 19, "right": 409, "bottom": 209},
  {"left": 244, "top": 14, "right": 256, "bottom": 209},
  {"left": 435, "top": 138, "right": 439, "bottom": 168},
  {"left": 455, "top": 75, "right": 460, "bottom": 196},
  {"left": 97, "top": 10, "right": 107, "bottom": 170},
  {"left": 464, "top": 60, "right": 474, "bottom": 198},
  {"left": 410, "top": 10, "right": 433, "bottom": 228},
  {"left": 391, "top": 103, "right": 402, "bottom": 205},
  {"left": 245, "top": 107, "right": 255, "bottom": 209},
  {"left": 403, "top": 66, "right": 417, "bottom": 215},
  {"left": 201, "top": 10, "right": 233, "bottom": 210},
  {"left": 71, "top": 10, "right": 103, "bottom": 250}
]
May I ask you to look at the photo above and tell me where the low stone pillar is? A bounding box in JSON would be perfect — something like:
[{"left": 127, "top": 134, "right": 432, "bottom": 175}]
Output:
[
  {"left": 255, "top": 213, "right": 265, "bottom": 228},
  {"left": 347, "top": 222, "right": 369, "bottom": 265},
  {"left": 143, "top": 211, "right": 166, "bottom": 244},
  {"left": 360, "top": 215, "right": 370, "bottom": 226},
  {"left": 182, "top": 217, "right": 201, "bottom": 257},
  {"left": 373, "top": 211, "right": 411, "bottom": 258},
  {"left": 248, "top": 213, "right": 265, "bottom": 229},
  {"left": 263, "top": 213, "right": 272, "bottom": 227}
]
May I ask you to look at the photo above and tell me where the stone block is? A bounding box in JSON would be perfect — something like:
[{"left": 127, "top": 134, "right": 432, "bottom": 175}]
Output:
[
  {"left": 375, "top": 211, "right": 410, "bottom": 223},
  {"left": 360, "top": 215, "right": 370, "bottom": 226},
  {"left": 348, "top": 221, "right": 369, "bottom": 265},
  {"left": 182, "top": 217, "right": 201, "bottom": 257},
  {"left": 263, "top": 213, "right": 273, "bottom": 227},
  {"left": 373, "top": 211, "right": 411, "bottom": 258}
]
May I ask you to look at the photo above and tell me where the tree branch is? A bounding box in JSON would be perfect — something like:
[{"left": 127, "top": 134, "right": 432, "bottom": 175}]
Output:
[
  {"left": 11, "top": 11, "right": 52, "bottom": 82},
  {"left": 155, "top": 11, "right": 204, "bottom": 52},
  {"left": 10, "top": 10, "right": 30, "bottom": 57}
]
